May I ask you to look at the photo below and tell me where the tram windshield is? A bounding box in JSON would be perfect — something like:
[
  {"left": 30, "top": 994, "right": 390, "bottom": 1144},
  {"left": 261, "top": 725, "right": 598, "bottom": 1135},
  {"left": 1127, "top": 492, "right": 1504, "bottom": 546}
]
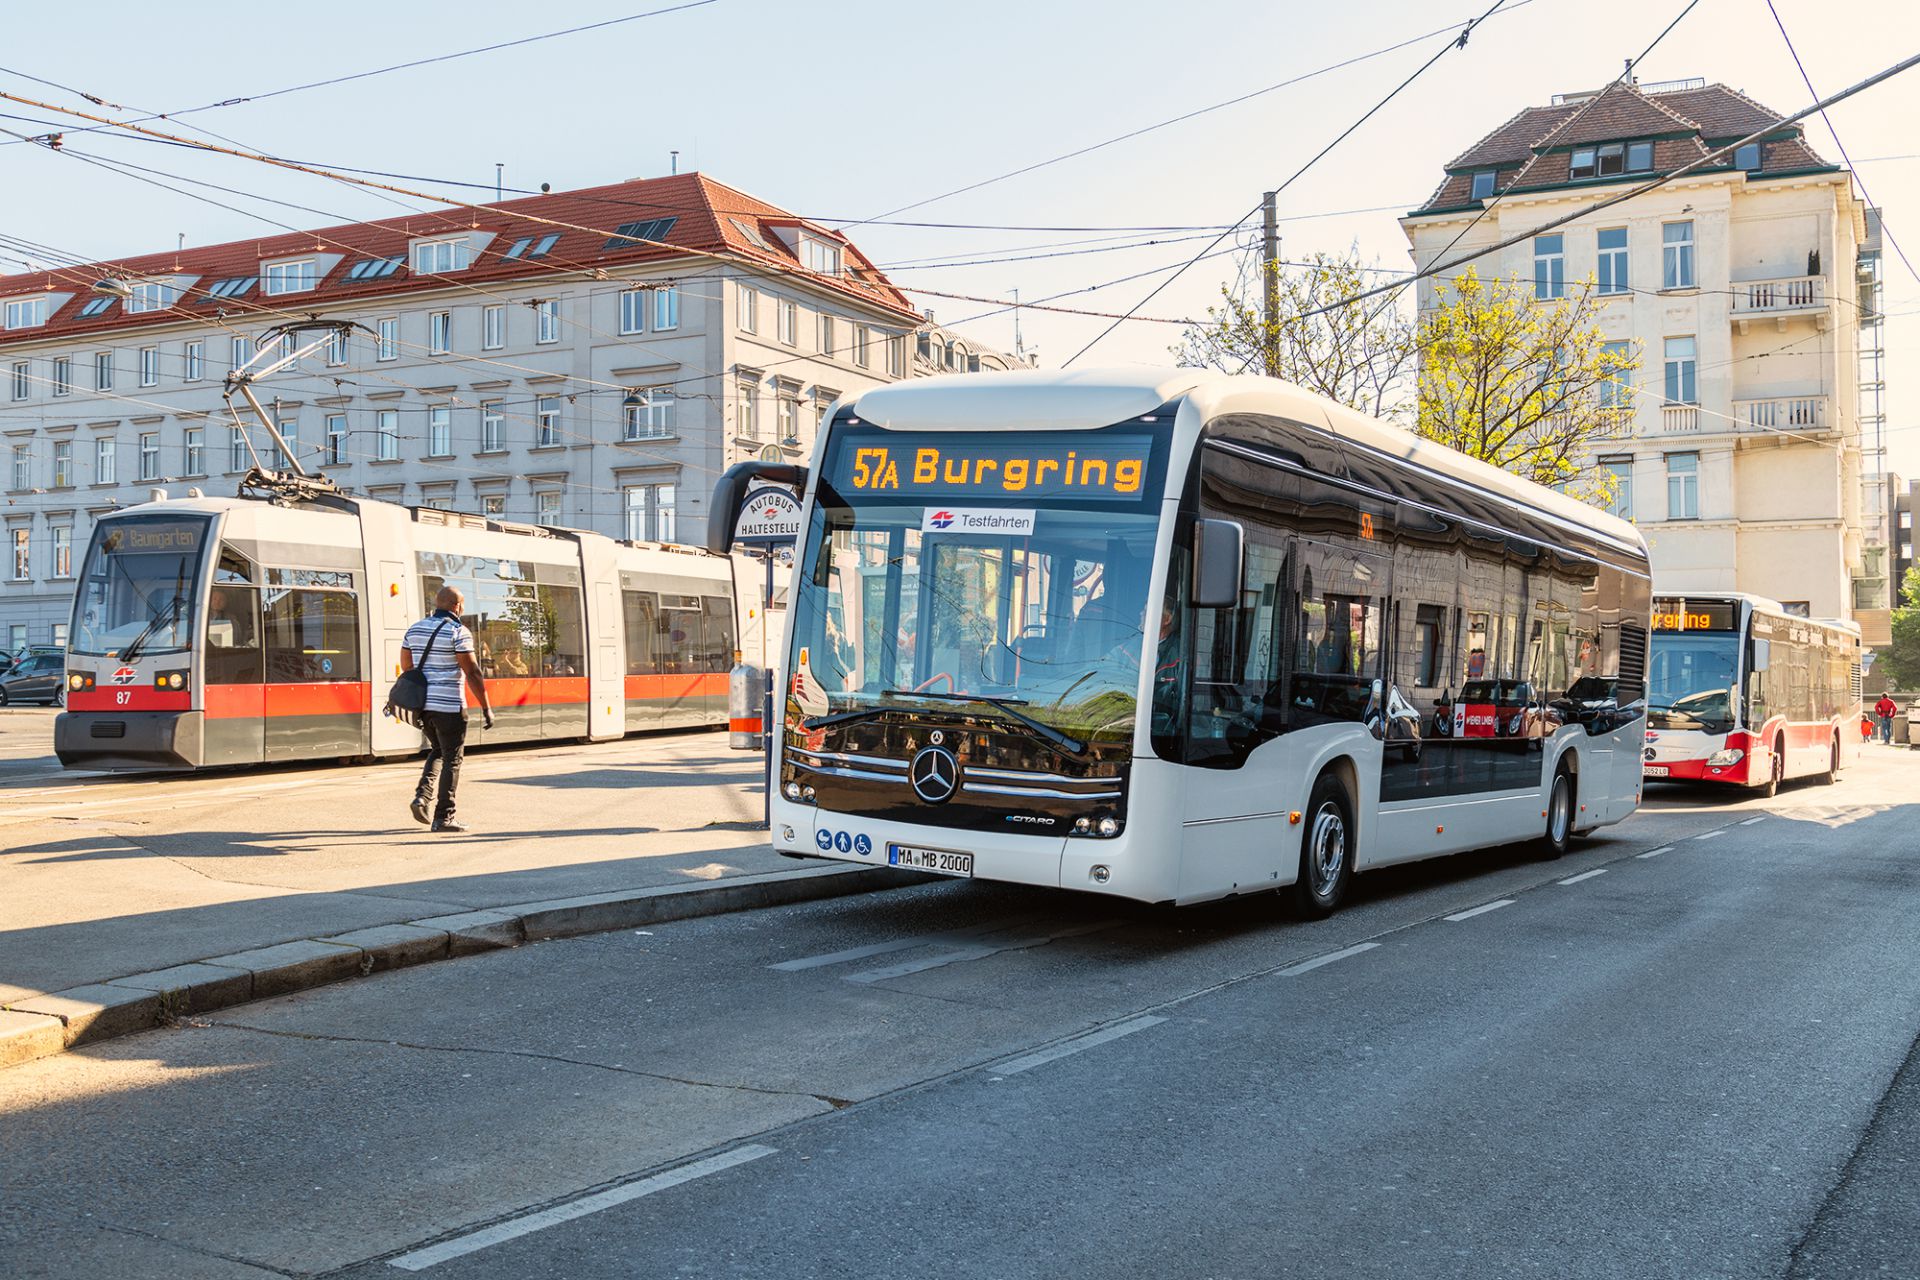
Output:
[
  {"left": 787, "top": 425, "right": 1167, "bottom": 746},
  {"left": 70, "top": 516, "right": 211, "bottom": 658}
]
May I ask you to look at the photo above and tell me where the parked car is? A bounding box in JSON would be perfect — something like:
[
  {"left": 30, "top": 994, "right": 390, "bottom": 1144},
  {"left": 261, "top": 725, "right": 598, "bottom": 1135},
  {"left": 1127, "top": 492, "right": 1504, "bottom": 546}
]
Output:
[
  {"left": 0, "top": 651, "right": 66, "bottom": 706},
  {"left": 1, "top": 645, "right": 63, "bottom": 676}
]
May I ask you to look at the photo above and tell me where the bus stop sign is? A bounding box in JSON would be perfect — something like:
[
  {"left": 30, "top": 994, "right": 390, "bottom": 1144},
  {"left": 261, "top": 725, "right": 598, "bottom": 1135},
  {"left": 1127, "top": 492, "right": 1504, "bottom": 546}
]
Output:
[{"left": 734, "top": 487, "right": 802, "bottom": 547}]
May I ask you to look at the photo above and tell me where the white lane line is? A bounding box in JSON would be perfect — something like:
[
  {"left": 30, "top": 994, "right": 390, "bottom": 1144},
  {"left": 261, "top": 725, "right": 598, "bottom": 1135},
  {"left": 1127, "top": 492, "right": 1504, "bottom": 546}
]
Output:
[
  {"left": 1279, "top": 941, "right": 1381, "bottom": 976},
  {"left": 768, "top": 916, "right": 1036, "bottom": 972},
  {"left": 1635, "top": 846, "right": 1675, "bottom": 860},
  {"left": 989, "top": 1016, "right": 1167, "bottom": 1076},
  {"left": 387, "top": 1145, "right": 776, "bottom": 1271},
  {"left": 843, "top": 920, "right": 1119, "bottom": 985},
  {"left": 1695, "top": 830, "right": 1726, "bottom": 841},
  {"left": 1444, "top": 899, "right": 1515, "bottom": 923},
  {"left": 1558, "top": 869, "right": 1608, "bottom": 885},
  {"left": 1739, "top": 816, "right": 1767, "bottom": 826}
]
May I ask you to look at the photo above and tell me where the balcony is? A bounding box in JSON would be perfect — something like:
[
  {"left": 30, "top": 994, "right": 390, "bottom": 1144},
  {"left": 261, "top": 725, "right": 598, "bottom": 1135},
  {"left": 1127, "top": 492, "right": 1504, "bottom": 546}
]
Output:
[
  {"left": 1731, "top": 275, "right": 1829, "bottom": 331},
  {"left": 1659, "top": 404, "right": 1700, "bottom": 434},
  {"left": 1735, "top": 396, "right": 1829, "bottom": 436}
]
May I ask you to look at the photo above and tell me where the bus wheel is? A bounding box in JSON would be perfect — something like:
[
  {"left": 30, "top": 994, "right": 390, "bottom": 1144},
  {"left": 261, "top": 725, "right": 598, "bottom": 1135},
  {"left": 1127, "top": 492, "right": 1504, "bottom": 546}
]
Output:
[
  {"left": 1541, "top": 765, "right": 1575, "bottom": 859},
  {"left": 1819, "top": 733, "right": 1840, "bottom": 785},
  {"left": 1289, "top": 774, "right": 1353, "bottom": 919},
  {"left": 1761, "top": 737, "right": 1785, "bottom": 798}
]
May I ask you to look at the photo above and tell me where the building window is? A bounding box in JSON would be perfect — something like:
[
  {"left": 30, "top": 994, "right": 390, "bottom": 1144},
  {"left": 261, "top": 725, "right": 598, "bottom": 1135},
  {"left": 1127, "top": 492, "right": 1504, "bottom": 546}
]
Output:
[
  {"left": 1533, "top": 234, "right": 1565, "bottom": 300},
  {"left": 535, "top": 489, "right": 561, "bottom": 527},
  {"left": 624, "top": 484, "right": 676, "bottom": 543},
  {"left": 886, "top": 334, "right": 904, "bottom": 378},
  {"left": 94, "top": 351, "right": 113, "bottom": 391},
  {"left": 51, "top": 525, "right": 71, "bottom": 578},
  {"left": 536, "top": 395, "right": 561, "bottom": 446},
  {"left": 1734, "top": 143, "right": 1761, "bottom": 172},
  {"left": 95, "top": 437, "right": 116, "bottom": 485},
  {"left": 1471, "top": 170, "right": 1495, "bottom": 200},
  {"left": 1627, "top": 141, "right": 1654, "bottom": 172},
  {"left": 623, "top": 389, "right": 674, "bottom": 440},
  {"left": 229, "top": 426, "right": 250, "bottom": 473},
  {"left": 777, "top": 298, "right": 797, "bottom": 345},
  {"left": 377, "top": 317, "right": 399, "bottom": 361},
  {"left": 1666, "top": 452, "right": 1699, "bottom": 520},
  {"left": 480, "top": 401, "right": 504, "bottom": 453},
  {"left": 8, "top": 361, "right": 25, "bottom": 401},
  {"left": 481, "top": 494, "right": 505, "bottom": 517},
  {"left": 185, "top": 341, "right": 204, "bottom": 381},
  {"left": 184, "top": 427, "right": 203, "bottom": 476},
  {"left": 326, "top": 329, "right": 350, "bottom": 366},
  {"left": 819, "top": 313, "right": 837, "bottom": 359},
  {"left": 52, "top": 440, "right": 72, "bottom": 487},
  {"left": 139, "top": 346, "right": 160, "bottom": 387},
  {"left": 1599, "top": 339, "right": 1633, "bottom": 410},
  {"left": 422, "top": 495, "right": 452, "bottom": 512},
  {"left": 10, "top": 528, "right": 27, "bottom": 580},
  {"left": 801, "top": 238, "right": 842, "bottom": 275},
  {"left": 482, "top": 304, "right": 504, "bottom": 350},
  {"left": 52, "top": 356, "right": 70, "bottom": 396},
  {"left": 1602, "top": 457, "right": 1633, "bottom": 520},
  {"left": 1596, "top": 228, "right": 1629, "bottom": 295},
  {"left": 653, "top": 285, "right": 679, "bottom": 331},
  {"left": 1663, "top": 335, "right": 1698, "bottom": 404},
  {"left": 775, "top": 395, "right": 797, "bottom": 443},
  {"left": 854, "top": 325, "right": 871, "bottom": 368},
  {"left": 737, "top": 284, "right": 758, "bottom": 334},
  {"left": 428, "top": 310, "right": 452, "bottom": 355},
  {"left": 138, "top": 432, "right": 159, "bottom": 481},
  {"left": 427, "top": 405, "right": 452, "bottom": 457},
  {"left": 325, "top": 413, "right": 347, "bottom": 465},
  {"left": 376, "top": 410, "right": 399, "bottom": 461},
  {"left": 412, "top": 238, "right": 469, "bottom": 274},
  {"left": 3, "top": 297, "right": 46, "bottom": 330},
  {"left": 1662, "top": 221, "right": 1695, "bottom": 289},
  {"left": 535, "top": 299, "right": 559, "bottom": 344},
  {"left": 262, "top": 260, "right": 316, "bottom": 295},
  {"left": 6, "top": 623, "right": 23, "bottom": 649},
  {"left": 736, "top": 381, "right": 759, "bottom": 439},
  {"left": 10, "top": 445, "right": 27, "bottom": 490},
  {"left": 619, "top": 290, "right": 647, "bottom": 335},
  {"left": 230, "top": 336, "right": 253, "bottom": 370}
]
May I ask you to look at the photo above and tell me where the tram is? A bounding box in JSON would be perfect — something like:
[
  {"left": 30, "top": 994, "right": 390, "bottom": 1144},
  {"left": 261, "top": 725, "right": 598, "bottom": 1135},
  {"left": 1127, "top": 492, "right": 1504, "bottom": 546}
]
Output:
[{"left": 55, "top": 486, "right": 736, "bottom": 770}]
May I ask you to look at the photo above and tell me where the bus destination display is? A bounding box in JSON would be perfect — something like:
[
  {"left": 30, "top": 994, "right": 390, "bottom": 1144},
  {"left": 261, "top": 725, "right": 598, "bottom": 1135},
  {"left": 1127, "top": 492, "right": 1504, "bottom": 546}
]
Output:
[
  {"left": 828, "top": 431, "right": 1153, "bottom": 502},
  {"left": 1651, "top": 598, "right": 1737, "bottom": 632}
]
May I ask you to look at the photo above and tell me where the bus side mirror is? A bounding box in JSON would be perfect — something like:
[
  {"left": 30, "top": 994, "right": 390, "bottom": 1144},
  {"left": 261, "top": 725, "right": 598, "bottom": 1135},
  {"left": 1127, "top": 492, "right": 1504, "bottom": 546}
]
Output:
[
  {"left": 1192, "top": 519, "right": 1244, "bottom": 609},
  {"left": 1750, "top": 639, "right": 1771, "bottom": 673}
]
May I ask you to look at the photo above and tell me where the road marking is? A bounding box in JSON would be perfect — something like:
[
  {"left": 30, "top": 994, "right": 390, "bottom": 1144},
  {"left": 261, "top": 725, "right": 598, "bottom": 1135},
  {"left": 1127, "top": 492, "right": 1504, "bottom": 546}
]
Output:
[
  {"left": 386, "top": 1145, "right": 776, "bottom": 1271},
  {"left": 1739, "top": 816, "right": 1767, "bottom": 825},
  {"left": 768, "top": 916, "right": 1037, "bottom": 972},
  {"left": 1558, "top": 869, "right": 1608, "bottom": 885},
  {"left": 1444, "top": 899, "right": 1515, "bottom": 922},
  {"left": 989, "top": 1016, "right": 1167, "bottom": 1076},
  {"left": 1694, "top": 830, "right": 1726, "bottom": 841},
  {"left": 1635, "top": 846, "right": 1675, "bottom": 860},
  {"left": 843, "top": 920, "right": 1119, "bottom": 985},
  {"left": 1279, "top": 941, "right": 1380, "bottom": 976}
]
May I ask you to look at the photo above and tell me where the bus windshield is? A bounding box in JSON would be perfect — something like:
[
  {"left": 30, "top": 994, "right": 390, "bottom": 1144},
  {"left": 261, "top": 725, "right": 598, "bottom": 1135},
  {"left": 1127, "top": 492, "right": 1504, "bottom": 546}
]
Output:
[
  {"left": 1647, "top": 631, "right": 1740, "bottom": 733},
  {"left": 70, "top": 516, "right": 211, "bottom": 658},
  {"left": 787, "top": 425, "right": 1167, "bottom": 746}
]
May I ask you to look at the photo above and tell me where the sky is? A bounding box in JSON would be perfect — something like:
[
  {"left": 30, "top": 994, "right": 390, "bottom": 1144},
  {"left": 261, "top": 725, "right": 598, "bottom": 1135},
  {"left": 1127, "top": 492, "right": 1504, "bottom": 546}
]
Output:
[{"left": 3, "top": 0, "right": 1919, "bottom": 473}]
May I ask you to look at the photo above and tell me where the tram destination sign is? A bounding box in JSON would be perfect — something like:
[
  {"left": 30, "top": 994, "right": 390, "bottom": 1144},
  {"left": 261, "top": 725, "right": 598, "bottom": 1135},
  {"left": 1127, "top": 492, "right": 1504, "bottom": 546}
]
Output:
[
  {"left": 827, "top": 430, "right": 1154, "bottom": 502},
  {"left": 734, "top": 487, "right": 803, "bottom": 547}
]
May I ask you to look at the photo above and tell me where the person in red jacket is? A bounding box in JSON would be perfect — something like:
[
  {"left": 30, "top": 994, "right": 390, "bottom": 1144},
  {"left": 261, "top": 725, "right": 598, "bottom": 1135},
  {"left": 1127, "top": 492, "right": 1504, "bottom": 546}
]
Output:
[{"left": 1874, "top": 693, "right": 1899, "bottom": 744}]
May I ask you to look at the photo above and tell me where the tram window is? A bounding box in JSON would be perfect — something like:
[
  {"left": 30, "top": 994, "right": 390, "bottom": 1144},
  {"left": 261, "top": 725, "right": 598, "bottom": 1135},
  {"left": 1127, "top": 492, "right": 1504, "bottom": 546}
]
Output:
[
  {"left": 623, "top": 590, "right": 661, "bottom": 674},
  {"left": 658, "top": 596, "right": 702, "bottom": 674},
  {"left": 214, "top": 545, "right": 255, "bottom": 584},
  {"left": 700, "top": 595, "right": 735, "bottom": 672},
  {"left": 262, "top": 588, "right": 360, "bottom": 682},
  {"left": 534, "top": 583, "right": 584, "bottom": 676},
  {"left": 204, "top": 585, "right": 262, "bottom": 684}
]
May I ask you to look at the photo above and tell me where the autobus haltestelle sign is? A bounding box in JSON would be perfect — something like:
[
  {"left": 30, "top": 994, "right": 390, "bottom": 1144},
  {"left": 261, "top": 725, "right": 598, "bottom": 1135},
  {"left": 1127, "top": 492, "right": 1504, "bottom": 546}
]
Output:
[{"left": 733, "top": 487, "right": 803, "bottom": 546}]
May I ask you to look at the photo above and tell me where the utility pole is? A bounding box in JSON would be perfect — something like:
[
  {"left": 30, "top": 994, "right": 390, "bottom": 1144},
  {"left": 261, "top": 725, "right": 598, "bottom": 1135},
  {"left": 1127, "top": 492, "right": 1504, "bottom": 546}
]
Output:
[
  {"left": 1261, "top": 190, "right": 1280, "bottom": 378},
  {"left": 1011, "top": 288, "right": 1026, "bottom": 363}
]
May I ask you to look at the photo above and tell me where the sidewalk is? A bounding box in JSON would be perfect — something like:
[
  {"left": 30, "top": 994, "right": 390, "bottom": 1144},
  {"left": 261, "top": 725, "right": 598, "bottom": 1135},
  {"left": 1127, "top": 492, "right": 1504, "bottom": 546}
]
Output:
[{"left": 0, "top": 719, "right": 906, "bottom": 1065}]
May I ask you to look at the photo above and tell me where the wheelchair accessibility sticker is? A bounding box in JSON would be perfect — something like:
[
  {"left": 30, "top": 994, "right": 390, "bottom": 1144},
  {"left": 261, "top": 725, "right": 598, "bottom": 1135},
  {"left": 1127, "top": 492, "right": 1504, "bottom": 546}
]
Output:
[{"left": 814, "top": 828, "right": 876, "bottom": 857}]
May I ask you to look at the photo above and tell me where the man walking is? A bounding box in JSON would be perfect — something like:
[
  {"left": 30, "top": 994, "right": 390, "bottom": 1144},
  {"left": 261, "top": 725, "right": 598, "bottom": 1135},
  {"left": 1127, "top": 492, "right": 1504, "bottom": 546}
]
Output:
[
  {"left": 1874, "top": 692, "right": 1899, "bottom": 745},
  {"left": 400, "top": 586, "right": 494, "bottom": 832}
]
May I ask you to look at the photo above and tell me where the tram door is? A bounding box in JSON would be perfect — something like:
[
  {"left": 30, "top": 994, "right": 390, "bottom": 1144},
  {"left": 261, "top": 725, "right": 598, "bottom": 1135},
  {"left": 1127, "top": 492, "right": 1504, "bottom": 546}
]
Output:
[{"left": 202, "top": 550, "right": 265, "bottom": 767}]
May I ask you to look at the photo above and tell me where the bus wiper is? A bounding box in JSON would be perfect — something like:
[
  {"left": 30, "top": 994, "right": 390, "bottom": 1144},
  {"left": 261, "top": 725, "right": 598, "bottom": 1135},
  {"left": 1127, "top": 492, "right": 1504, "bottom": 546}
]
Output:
[
  {"left": 119, "top": 595, "right": 186, "bottom": 664},
  {"left": 881, "top": 689, "right": 1086, "bottom": 756}
]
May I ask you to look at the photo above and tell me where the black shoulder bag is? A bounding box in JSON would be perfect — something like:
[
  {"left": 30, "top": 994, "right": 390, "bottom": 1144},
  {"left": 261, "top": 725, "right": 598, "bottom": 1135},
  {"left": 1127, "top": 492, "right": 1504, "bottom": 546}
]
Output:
[{"left": 385, "top": 619, "right": 451, "bottom": 727}]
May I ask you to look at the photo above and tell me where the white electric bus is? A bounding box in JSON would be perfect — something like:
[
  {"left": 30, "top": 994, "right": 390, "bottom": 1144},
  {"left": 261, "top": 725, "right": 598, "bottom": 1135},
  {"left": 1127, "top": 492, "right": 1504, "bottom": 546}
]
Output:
[
  {"left": 710, "top": 370, "right": 1653, "bottom": 913},
  {"left": 1644, "top": 593, "right": 1859, "bottom": 794}
]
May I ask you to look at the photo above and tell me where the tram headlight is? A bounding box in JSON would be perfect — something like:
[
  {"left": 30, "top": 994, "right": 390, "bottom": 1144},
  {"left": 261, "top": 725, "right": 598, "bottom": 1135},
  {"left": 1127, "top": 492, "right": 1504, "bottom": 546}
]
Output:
[
  {"left": 67, "top": 672, "right": 93, "bottom": 691},
  {"left": 155, "top": 670, "right": 187, "bottom": 690}
]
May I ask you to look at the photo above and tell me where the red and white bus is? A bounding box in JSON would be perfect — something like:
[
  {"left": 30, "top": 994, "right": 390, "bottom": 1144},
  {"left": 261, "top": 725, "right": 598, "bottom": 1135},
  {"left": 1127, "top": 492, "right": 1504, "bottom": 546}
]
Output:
[{"left": 1643, "top": 593, "right": 1860, "bottom": 795}]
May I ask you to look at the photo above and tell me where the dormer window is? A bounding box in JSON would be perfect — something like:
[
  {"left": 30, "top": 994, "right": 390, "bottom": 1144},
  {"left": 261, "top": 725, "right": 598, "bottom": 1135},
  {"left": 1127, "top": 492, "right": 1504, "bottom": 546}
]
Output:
[
  {"left": 801, "top": 236, "right": 842, "bottom": 275},
  {"left": 3, "top": 297, "right": 46, "bottom": 330},
  {"left": 262, "top": 259, "right": 317, "bottom": 296},
  {"left": 412, "top": 238, "right": 470, "bottom": 274},
  {"left": 125, "top": 281, "right": 179, "bottom": 313},
  {"left": 1471, "top": 170, "right": 1496, "bottom": 200},
  {"left": 1627, "top": 141, "right": 1654, "bottom": 172},
  {"left": 1734, "top": 142, "right": 1762, "bottom": 171}
]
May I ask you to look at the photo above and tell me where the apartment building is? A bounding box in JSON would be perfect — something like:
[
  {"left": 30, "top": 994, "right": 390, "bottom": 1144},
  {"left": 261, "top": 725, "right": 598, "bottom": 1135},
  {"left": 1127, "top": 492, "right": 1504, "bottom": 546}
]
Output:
[
  {"left": 0, "top": 173, "right": 1018, "bottom": 646},
  {"left": 1401, "top": 78, "right": 1869, "bottom": 619}
]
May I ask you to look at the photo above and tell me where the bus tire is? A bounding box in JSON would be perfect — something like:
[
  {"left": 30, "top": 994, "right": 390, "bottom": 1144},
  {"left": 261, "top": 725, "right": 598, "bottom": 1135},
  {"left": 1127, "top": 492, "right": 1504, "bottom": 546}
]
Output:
[
  {"left": 1541, "top": 764, "right": 1575, "bottom": 859},
  {"left": 1819, "top": 733, "right": 1840, "bottom": 785},
  {"left": 1288, "top": 773, "right": 1353, "bottom": 919},
  {"left": 1761, "top": 736, "right": 1785, "bottom": 798}
]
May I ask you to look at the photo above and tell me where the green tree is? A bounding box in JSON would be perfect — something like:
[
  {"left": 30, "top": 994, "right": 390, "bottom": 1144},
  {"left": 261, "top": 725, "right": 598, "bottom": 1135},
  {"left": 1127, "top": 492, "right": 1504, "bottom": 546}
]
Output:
[
  {"left": 1173, "top": 250, "right": 1418, "bottom": 421},
  {"left": 1882, "top": 566, "right": 1920, "bottom": 690},
  {"left": 1415, "top": 268, "right": 1640, "bottom": 504}
]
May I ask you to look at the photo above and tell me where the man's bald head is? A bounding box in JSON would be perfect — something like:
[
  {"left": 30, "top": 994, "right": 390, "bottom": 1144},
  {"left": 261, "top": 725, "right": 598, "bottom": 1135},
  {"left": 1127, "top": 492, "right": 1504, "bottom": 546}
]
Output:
[{"left": 435, "top": 585, "right": 465, "bottom": 613}]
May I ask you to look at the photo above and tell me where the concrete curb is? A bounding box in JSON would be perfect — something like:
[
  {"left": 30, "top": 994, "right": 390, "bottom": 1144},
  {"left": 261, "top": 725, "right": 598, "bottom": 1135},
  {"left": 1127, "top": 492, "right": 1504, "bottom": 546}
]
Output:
[{"left": 0, "top": 861, "right": 918, "bottom": 1072}]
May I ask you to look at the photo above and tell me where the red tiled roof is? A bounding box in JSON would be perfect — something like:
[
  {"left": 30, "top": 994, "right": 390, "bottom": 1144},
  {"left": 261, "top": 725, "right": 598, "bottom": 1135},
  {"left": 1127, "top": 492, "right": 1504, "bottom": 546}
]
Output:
[
  {"left": 1449, "top": 103, "right": 1581, "bottom": 169},
  {"left": 1652, "top": 84, "right": 1785, "bottom": 139},
  {"left": 0, "top": 172, "right": 917, "bottom": 347}
]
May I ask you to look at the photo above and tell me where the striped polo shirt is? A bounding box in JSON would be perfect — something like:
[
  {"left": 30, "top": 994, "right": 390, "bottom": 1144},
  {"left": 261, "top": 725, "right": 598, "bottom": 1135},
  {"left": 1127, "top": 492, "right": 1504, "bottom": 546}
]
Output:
[{"left": 402, "top": 610, "right": 474, "bottom": 713}]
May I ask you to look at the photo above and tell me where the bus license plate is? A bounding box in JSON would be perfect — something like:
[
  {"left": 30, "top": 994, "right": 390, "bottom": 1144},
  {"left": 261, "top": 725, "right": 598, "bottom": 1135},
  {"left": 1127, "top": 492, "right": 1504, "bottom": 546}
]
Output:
[
  {"left": 1644, "top": 765, "right": 1669, "bottom": 777},
  {"left": 888, "top": 844, "right": 973, "bottom": 877}
]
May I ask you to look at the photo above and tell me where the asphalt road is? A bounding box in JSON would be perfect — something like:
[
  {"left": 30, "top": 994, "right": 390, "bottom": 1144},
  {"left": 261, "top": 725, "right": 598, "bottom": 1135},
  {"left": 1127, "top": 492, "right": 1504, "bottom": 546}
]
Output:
[{"left": 2, "top": 748, "right": 1917, "bottom": 1279}]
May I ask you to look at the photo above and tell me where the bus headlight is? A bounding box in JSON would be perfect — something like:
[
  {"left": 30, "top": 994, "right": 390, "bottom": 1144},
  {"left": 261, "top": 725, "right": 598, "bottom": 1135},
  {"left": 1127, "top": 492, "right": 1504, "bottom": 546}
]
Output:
[
  {"left": 1097, "top": 817, "right": 1120, "bottom": 837},
  {"left": 1707, "top": 748, "right": 1745, "bottom": 766},
  {"left": 784, "top": 781, "right": 802, "bottom": 800}
]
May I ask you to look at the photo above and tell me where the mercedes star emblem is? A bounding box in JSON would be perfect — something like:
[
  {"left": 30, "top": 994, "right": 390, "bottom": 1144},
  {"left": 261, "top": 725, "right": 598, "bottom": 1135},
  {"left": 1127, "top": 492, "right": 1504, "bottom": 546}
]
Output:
[{"left": 909, "top": 746, "right": 959, "bottom": 804}]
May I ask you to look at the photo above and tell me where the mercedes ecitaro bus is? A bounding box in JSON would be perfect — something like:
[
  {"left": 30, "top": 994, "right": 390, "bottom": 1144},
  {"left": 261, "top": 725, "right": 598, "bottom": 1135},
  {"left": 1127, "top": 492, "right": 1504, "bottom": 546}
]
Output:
[
  {"left": 709, "top": 370, "right": 1653, "bottom": 914},
  {"left": 1644, "top": 592, "right": 1859, "bottom": 795}
]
